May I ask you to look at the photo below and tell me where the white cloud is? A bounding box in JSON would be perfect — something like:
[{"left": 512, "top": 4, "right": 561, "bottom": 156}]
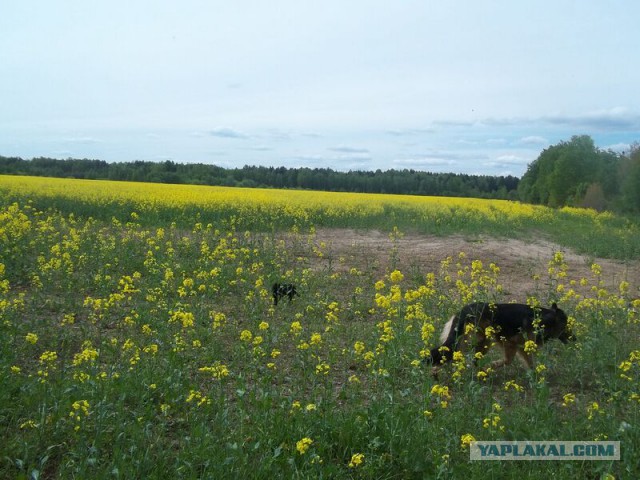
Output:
[
  {"left": 518, "top": 135, "right": 548, "bottom": 145},
  {"left": 482, "top": 155, "right": 531, "bottom": 170},
  {"left": 208, "top": 127, "right": 249, "bottom": 139},
  {"left": 64, "top": 136, "right": 103, "bottom": 144},
  {"left": 247, "top": 145, "right": 274, "bottom": 152},
  {"left": 495, "top": 154, "right": 528, "bottom": 164},
  {"left": 543, "top": 107, "right": 640, "bottom": 131},
  {"left": 328, "top": 146, "right": 370, "bottom": 154},
  {"left": 291, "top": 151, "right": 372, "bottom": 168},
  {"left": 603, "top": 142, "right": 630, "bottom": 153},
  {"left": 392, "top": 158, "right": 458, "bottom": 168},
  {"left": 385, "top": 128, "right": 435, "bottom": 137}
]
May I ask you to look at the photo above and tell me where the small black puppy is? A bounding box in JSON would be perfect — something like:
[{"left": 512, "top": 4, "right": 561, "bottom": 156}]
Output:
[{"left": 272, "top": 282, "right": 298, "bottom": 306}]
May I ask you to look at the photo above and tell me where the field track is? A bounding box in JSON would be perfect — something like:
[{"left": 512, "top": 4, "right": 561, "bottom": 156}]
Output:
[{"left": 310, "top": 228, "right": 640, "bottom": 300}]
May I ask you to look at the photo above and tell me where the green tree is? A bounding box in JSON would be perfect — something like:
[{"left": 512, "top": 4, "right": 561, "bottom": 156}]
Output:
[
  {"left": 621, "top": 144, "right": 640, "bottom": 213},
  {"left": 518, "top": 135, "right": 620, "bottom": 208}
]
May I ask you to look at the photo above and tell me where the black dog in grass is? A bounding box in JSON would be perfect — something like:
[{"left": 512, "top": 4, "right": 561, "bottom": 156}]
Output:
[
  {"left": 425, "top": 302, "right": 575, "bottom": 373},
  {"left": 272, "top": 282, "right": 298, "bottom": 306}
]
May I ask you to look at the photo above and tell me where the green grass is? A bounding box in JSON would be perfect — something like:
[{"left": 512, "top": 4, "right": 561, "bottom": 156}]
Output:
[{"left": 1, "top": 196, "right": 639, "bottom": 479}]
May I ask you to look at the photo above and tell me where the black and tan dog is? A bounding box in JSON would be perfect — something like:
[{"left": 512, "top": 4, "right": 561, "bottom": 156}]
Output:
[
  {"left": 426, "top": 302, "right": 574, "bottom": 371},
  {"left": 272, "top": 282, "right": 298, "bottom": 306}
]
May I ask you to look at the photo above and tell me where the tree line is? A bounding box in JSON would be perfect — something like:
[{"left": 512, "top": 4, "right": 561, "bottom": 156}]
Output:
[
  {"left": 2, "top": 134, "right": 639, "bottom": 213},
  {"left": 0, "top": 156, "right": 519, "bottom": 199}
]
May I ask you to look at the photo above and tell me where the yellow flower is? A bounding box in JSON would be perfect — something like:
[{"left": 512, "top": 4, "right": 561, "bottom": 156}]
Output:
[
  {"left": 315, "top": 362, "right": 330, "bottom": 375},
  {"left": 20, "top": 420, "right": 38, "bottom": 429},
  {"left": 198, "top": 362, "right": 229, "bottom": 379},
  {"left": 39, "top": 351, "right": 58, "bottom": 363},
  {"left": 562, "top": 393, "right": 576, "bottom": 407},
  {"left": 240, "top": 330, "right": 253, "bottom": 342},
  {"left": 258, "top": 321, "right": 269, "bottom": 330},
  {"left": 430, "top": 384, "right": 451, "bottom": 399},
  {"left": 211, "top": 312, "right": 226, "bottom": 330},
  {"left": 296, "top": 437, "right": 313, "bottom": 455},
  {"left": 69, "top": 400, "right": 90, "bottom": 430},
  {"left": 290, "top": 321, "right": 303, "bottom": 335},
  {"left": 524, "top": 340, "right": 537, "bottom": 354},
  {"left": 348, "top": 453, "right": 365, "bottom": 468},
  {"left": 618, "top": 360, "right": 632, "bottom": 372},
  {"left": 25, "top": 332, "right": 38, "bottom": 344},
  {"left": 72, "top": 343, "right": 99, "bottom": 366},
  {"left": 460, "top": 434, "right": 476, "bottom": 450},
  {"left": 389, "top": 270, "right": 404, "bottom": 283},
  {"left": 504, "top": 380, "right": 524, "bottom": 392},
  {"left": 587, "top": 401, "right": 601, "bottom": 420},
  {"left": 552, "top": 251, "right": 564, "bottom": 265},
  {"left": 484, "top": 326, "right": 496, "bottom": 339},
  {"left": 186, "top": 389, "right": 211, "bottom": 407}
]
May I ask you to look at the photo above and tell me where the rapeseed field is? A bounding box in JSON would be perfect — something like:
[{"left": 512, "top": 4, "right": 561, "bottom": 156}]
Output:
[{"left": 1, "top": 175, "right": 638, "bottom": 478}]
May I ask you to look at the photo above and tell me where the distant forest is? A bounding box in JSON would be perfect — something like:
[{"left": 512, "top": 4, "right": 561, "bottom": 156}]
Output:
[
  {"left": 0, "top": 155, "right": 519, "bottom": 199},
  {"left": 2, "top": 134, "right": 640, "bottom": 213}
]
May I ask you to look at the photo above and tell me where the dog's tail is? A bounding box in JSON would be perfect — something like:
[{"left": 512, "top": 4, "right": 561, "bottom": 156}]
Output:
[{"left": 426, "top": 314, "right": 463, "bottom": 365}]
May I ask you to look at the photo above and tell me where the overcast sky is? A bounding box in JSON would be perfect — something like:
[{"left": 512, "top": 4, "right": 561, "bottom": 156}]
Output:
[{"left": 1, "top": 1, "right": 639, "bottom": 176}]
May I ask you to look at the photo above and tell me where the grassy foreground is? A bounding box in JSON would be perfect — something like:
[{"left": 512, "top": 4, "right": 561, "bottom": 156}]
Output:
[{"left": 1, "top": 176, "right": 639, "bottom": 478}]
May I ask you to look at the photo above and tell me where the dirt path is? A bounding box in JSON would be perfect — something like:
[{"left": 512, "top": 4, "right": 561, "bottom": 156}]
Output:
[{"left": 311, "top": 229, "right": 640, "bottom": 301}]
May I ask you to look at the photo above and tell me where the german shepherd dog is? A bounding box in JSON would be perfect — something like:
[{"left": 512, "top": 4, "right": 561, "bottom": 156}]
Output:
[
  {"left": 272, "top": 282, "right": 298, "bottom": 306},
  {"left": 426, "top": 302, "right": 574, "bottom": 371}
]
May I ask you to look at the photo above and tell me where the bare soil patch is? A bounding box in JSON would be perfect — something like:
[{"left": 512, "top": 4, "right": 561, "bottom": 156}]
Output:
[{"left": 310, "top": 229, "right": 640, "bottom": 301}]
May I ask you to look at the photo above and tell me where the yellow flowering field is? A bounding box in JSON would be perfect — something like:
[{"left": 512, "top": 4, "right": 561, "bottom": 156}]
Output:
[
  {"left": 1, "top": 174, "right": 639, "bottom": 258},
  {"left": 1, "top": 175, "right": 639, "bottom": 478}
]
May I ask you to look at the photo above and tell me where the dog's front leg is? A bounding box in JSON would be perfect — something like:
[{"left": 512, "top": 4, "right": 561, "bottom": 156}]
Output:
[{"left": 491, "top": 342, "right": 517, "bottom": 369}]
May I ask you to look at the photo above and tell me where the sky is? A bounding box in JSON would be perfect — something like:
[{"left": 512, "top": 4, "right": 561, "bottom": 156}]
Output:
[{"left": 1, "top": 1, "right": 639, "bottom": 177}]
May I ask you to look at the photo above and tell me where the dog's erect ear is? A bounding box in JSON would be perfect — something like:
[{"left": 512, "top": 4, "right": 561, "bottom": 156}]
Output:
[{"left": 551, "top": 302, "right": 558, "bottom": 311}]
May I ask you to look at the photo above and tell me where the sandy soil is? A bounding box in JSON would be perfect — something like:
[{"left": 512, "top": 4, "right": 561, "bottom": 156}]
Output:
[{"left": 309, "top": 229, "right": 640, "bottom": 301}]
